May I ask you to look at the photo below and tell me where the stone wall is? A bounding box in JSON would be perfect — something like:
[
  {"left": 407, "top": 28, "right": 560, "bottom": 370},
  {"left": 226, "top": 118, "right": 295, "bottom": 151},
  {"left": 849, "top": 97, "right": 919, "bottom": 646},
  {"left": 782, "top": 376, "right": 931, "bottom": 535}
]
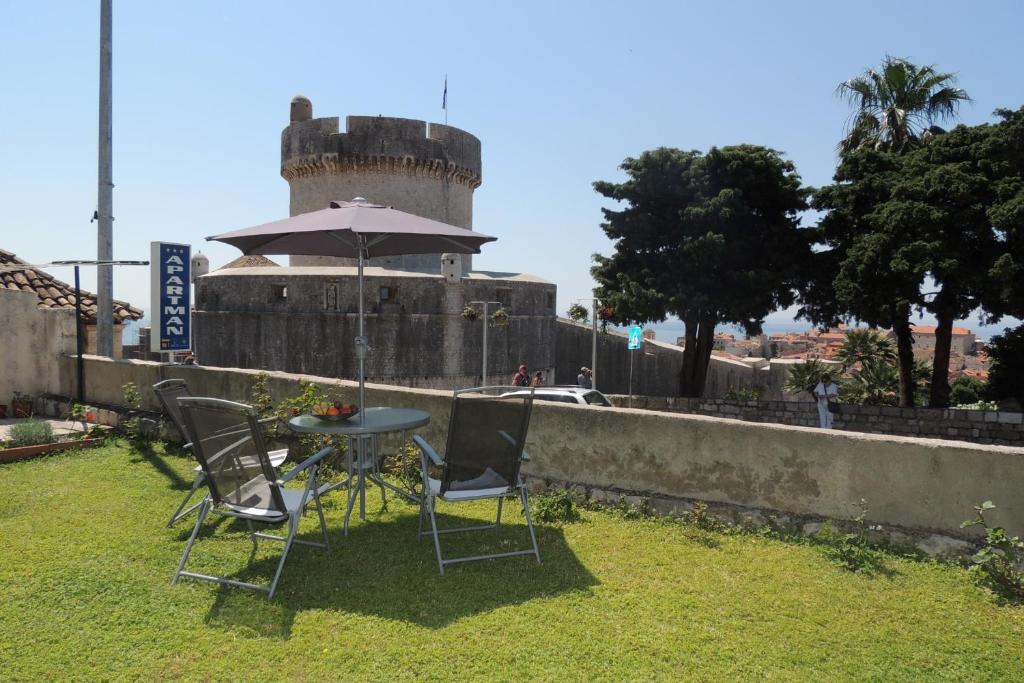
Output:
[
  {"left": 194, "top": 267, "right": 557, "bottom": 389},
  {"left": 610, "top": 394, "right": 1024, "bottom": 447},
  {"left": 0, "top": 289, "right": 76, "bottom": 407},
  {"left": 554, "top": 320, "right": 802, "bottom": 400},
  {"left": 59, "top": 355, "right": 1024, "bottom": 540}
]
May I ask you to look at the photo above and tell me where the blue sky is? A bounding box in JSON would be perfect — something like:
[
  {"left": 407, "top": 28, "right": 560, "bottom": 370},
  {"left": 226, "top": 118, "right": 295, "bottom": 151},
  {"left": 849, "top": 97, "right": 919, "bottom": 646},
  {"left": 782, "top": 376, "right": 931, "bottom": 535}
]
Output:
[{"left": 2, "top": 0, "right": 1022, "bottom": 337}]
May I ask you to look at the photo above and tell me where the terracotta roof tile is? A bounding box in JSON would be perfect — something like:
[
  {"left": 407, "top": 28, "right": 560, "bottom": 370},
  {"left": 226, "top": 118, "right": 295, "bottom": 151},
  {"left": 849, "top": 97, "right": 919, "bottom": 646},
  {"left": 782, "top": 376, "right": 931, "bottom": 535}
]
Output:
[{"left": 0, "top": 248, "right": 143, "bottom": 323}]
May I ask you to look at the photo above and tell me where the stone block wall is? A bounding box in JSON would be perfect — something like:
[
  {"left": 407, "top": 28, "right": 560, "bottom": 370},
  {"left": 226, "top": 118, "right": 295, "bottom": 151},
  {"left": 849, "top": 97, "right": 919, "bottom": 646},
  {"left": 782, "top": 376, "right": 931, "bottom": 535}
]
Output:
[{"left": 610, "top": 394, "right": 1024, "bottom": 446}]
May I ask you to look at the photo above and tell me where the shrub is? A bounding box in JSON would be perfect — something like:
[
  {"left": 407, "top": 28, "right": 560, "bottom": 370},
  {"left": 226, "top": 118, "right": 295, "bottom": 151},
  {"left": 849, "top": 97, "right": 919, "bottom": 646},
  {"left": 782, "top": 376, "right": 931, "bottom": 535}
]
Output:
[
  {"left": 533, "top": 489, "right": 582, "bottom": 524},
  {"left": 119, "top": 383, "right": 149, "bottom": 443},
  {"left": 8, "top": 420, "right": 55, "bottom": 447},
  {"left": 949, "top": 376, "right": 985, "bottom": 406},
  {"left": 961, "top": 501, "right": 1024, "bottom": 602},
  {"left": 249, "top": 373, "right": 275, "bottom": 418},
  {"left": 723, "top": 387, "right": 761, "bottom": 402},
  {"left": 986, "top": 325, "right": 1024, "bottom": 408},
  {"left": 816, "top": 499, "right": 884, "bottom": 573}
]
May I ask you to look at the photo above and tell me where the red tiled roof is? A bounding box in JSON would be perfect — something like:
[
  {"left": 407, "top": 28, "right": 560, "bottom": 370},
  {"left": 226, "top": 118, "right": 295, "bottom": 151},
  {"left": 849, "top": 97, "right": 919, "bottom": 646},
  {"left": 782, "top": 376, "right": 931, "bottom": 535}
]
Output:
[
  {"left": 218, "top": 254, "right": 280, "bottom": 270},
  {"left": 0, "top": 248, "right": 143, "bottom": 323}
]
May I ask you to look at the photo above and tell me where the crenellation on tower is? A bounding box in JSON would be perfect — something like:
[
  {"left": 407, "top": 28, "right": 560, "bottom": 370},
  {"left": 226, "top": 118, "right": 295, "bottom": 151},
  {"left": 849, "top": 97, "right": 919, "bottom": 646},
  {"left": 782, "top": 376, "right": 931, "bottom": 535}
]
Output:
[{"left": 280, "top": 97, "right": 482, "bottom": 271}]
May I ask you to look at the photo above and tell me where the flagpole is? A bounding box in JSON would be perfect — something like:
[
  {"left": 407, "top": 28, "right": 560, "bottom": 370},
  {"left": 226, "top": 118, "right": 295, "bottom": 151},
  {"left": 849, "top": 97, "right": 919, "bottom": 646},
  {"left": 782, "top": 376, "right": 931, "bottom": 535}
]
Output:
[{"left": 442, "top": 74, "right": 448, "bottom": 125}]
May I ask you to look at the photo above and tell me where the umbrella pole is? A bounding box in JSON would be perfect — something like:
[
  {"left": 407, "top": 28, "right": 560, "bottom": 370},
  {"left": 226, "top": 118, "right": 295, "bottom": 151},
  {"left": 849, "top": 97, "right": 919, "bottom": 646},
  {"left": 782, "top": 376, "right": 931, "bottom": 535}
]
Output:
[{"left": 357, "top": 235, "right": 367, "bottom": 425}]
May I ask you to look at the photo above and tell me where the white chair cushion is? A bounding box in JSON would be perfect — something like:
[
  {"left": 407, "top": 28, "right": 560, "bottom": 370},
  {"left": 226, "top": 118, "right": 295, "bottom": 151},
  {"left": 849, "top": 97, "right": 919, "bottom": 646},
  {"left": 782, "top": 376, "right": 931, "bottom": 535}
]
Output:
[
  {"left": 224, "top": 488, "right": 307, "bottom": 518},
  {"left": 428, "top": 476, "right": 510, "bottom": 501}
]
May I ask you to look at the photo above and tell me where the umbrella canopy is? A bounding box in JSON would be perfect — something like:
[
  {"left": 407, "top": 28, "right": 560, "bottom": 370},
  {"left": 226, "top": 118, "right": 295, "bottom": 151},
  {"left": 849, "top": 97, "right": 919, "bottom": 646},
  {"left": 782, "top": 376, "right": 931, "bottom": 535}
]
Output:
[{"left": 206, "top": 200, "right": 496, "bottom": 257}]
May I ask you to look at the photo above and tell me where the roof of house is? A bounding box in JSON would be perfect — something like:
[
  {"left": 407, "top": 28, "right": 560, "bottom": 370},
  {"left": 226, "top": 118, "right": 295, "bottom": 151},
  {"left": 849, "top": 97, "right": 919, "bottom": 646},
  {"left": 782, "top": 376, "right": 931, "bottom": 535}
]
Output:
[
  {"left": 912, "top": 325, "right": 973, "bottom": 336},
  {"left": 218, "top": 254, "right": 280, "bottom": 269},
  {"left": 0, "top": 248, "right": 143, "bottom": 323}
]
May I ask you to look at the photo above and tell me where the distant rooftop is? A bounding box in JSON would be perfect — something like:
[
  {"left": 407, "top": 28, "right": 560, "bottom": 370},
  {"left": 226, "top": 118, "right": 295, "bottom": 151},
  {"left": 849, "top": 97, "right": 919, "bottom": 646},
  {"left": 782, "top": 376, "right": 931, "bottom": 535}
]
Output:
[
  {"left": 0, "top": 248, "right": 143, "bottom": 323},
  {"left": 218, "top": 254, "right": 280, "bottom": 270}
]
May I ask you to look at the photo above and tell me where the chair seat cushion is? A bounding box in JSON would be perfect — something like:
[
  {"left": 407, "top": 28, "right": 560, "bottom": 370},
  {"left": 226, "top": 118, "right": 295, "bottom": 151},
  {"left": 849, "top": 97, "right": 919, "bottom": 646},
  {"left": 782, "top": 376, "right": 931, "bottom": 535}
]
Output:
[
  {"left": 193, "top": 448, "right": 288, "bottom": 474},
  {"left": 428, "top": 475, "right": 510, "bottom": 501},
  {"left": 223, "top": 488, "right": 307, "bottom": 518}
]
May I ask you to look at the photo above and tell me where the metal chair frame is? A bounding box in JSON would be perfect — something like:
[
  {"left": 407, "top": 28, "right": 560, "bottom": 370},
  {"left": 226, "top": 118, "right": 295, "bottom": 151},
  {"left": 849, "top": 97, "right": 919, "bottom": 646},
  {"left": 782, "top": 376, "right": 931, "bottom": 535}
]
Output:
[
  {"left": 153, "top": 379, "right": 286, "bottom": 528},
  {"left": 413, "top": 386, "right": 541, "bottom": 575},
  {"left": 171, "top": 397, "right": 335, "bottom": 599}
]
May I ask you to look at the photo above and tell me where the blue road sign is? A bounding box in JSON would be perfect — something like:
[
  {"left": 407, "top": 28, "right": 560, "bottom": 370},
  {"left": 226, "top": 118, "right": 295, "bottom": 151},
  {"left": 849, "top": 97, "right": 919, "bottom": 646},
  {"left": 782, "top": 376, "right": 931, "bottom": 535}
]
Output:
[
  {"left": 150, "top": 242, "right": 191, "bottom": 352},
  {"left": 628, "top": 325, "right": 643, "bottom": 350}
]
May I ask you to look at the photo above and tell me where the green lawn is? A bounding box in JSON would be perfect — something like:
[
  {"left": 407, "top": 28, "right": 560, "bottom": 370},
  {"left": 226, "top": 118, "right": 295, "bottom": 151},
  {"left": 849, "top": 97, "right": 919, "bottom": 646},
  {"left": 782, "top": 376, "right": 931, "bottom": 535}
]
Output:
[{"left": 1, "top": 443, "right": 1022, "bottom": 681}]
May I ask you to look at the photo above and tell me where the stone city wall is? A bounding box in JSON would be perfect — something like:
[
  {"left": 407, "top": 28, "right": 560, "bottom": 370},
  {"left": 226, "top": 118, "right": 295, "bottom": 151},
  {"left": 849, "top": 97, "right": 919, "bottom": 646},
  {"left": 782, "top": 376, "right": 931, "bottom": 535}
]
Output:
[
  {"left": 555, "top": 320, "right": 799, "bottom": 400},
  {"left": 60, "top": 356, "right": 1024, "bottom": 542},
  {"left": 194, "top": 269, "right": 557, "bottom": 389},
  {"left": 609, "top": 395, "right": 1024, "bottom": 447}
]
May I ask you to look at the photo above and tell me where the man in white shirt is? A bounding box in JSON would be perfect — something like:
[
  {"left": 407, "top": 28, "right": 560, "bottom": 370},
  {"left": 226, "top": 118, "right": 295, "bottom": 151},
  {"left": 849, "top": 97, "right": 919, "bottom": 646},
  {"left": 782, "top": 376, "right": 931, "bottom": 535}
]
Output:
[{"left": 814, "top": 374, "right": 839, "bottom": 428}]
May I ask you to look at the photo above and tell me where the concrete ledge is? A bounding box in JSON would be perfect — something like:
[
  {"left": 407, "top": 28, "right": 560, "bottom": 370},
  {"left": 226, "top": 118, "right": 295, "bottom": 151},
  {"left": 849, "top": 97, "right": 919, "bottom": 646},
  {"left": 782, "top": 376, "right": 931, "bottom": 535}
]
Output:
[{"left": 62, "top": 355, "right": 1024, "bottom": 539}]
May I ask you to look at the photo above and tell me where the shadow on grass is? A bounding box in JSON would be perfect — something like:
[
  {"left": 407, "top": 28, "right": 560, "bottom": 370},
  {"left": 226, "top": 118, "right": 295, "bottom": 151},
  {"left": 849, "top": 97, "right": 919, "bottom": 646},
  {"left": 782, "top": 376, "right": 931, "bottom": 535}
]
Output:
[
  {"left": 129, "top": 441, "right": 192, "bottom": 490},
  {"left": 199, "top": 504, "right": 598, "bottom": 637}
]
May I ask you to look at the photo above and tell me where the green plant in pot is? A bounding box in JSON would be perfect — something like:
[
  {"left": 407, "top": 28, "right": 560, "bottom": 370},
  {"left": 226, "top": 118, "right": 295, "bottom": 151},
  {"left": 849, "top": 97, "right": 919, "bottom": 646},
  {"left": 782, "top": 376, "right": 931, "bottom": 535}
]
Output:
[{"left": 11, "top": 391, "right": 33, "bottom": 418}]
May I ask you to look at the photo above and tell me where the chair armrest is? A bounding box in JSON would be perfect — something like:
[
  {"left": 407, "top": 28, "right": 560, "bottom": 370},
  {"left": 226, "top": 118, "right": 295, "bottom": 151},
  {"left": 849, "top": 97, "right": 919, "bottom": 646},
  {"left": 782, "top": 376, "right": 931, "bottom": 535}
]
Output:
[
  {"left": 277, "top": 446, "right": 336, "bottom": 485},
  {"left": 498, "top": 430, "right": 530, "bottom": 461},
  {"left": 412, "top": 435, "right": 443, "bottom": 466}
]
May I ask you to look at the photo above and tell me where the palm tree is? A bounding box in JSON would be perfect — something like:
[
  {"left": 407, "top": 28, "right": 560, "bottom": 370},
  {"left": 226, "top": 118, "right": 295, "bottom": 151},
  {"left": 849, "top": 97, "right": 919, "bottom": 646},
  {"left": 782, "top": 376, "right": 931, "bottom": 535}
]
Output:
[
  {"left": 837, "top": 56, "right": 971, "bottom": 154},
  {"left": 835, "top": 328, "right": 896, "bottom": 372},
  {"left": 783, "top": 358, "right": 833, "bottom": 399}
]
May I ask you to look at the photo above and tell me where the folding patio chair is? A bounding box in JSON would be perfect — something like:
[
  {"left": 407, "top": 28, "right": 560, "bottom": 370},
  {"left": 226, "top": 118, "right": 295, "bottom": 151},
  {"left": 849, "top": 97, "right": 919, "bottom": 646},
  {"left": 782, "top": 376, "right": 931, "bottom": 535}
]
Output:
[
  {"left": 153, "top": 379, "right": 288, "bottom": 527},
  {"left": 172, "top": 397, "right": 335, "bottom": 599},
  {"left": 412, "top": 386, "right": 540, "bottom": 574}
]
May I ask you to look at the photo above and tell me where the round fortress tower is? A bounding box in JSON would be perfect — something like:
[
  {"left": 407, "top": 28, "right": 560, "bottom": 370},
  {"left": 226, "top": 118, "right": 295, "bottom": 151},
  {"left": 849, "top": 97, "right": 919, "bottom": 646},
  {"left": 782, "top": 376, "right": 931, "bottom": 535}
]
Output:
[{"left": 281, "top": 95, "right": 483, "bottom": 272}]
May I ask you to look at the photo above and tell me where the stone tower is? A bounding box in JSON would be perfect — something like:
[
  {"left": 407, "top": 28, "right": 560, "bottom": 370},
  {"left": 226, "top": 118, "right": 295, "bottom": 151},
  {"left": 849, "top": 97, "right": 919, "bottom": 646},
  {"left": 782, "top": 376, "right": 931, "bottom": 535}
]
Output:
[{"left": 281, "top": 95, "right": 483, "bottom": 272}]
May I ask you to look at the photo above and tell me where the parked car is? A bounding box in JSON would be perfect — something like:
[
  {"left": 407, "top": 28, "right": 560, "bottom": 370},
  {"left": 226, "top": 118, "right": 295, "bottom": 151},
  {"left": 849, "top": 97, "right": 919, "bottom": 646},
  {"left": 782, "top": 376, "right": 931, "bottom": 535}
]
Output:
[{"left": 501, "top": 386, "right": 613, "bottom": 407}]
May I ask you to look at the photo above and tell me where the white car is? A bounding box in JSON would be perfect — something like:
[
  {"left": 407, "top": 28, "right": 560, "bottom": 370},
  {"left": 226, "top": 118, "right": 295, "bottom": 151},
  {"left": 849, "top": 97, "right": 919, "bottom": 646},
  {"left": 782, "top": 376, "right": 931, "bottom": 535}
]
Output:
[{"left": 501, "top": 386, "right": 613, "bottom": 407}]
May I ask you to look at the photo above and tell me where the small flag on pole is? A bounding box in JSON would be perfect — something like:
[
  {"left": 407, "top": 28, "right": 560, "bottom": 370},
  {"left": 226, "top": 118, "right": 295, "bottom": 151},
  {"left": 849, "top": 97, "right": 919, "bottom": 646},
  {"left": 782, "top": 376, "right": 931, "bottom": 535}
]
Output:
[{"left": 442, "top": 75, "right": 447, "bottom": 110}]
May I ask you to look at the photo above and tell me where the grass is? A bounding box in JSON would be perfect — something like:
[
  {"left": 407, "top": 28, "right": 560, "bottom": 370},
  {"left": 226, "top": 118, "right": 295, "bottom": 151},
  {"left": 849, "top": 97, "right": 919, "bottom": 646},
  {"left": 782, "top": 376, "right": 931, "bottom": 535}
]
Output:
[{"left": 2, "top": 442, "right": 1023, "bottom": 681}]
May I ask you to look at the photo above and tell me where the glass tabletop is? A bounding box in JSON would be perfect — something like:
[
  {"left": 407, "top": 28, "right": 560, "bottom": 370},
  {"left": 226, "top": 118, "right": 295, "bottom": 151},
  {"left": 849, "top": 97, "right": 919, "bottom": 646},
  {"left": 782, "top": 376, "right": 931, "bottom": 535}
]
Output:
[{"left": 287, "top": 406, "right": 430, "bottom": 435}]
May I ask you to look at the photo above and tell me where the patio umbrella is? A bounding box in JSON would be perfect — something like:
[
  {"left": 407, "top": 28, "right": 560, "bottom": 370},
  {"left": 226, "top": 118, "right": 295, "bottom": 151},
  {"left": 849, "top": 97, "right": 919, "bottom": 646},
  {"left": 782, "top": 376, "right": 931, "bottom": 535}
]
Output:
[{"left": 206, "top": 199, "right": 497, "bottom": 423}]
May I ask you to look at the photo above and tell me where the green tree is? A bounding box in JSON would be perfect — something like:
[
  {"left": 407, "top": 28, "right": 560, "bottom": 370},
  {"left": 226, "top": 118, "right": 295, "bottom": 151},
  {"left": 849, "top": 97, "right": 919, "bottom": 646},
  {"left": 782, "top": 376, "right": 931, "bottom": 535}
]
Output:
[
  {"left": 949, "top": 376, "right": 986, "bottom": 406},
  {"left": 986, "top": 325, "right": 1024, "bottom": 409},
  {"left": 835, "top": 328, "right": 896, "bottom": 372},
  {"left": 837, "top": 56, "right": 971, "bottom": 154},
  {"left": 805, "top": 150, "right": 926, "bottom": 406},
  {"left": 592, "top": 146, "right": 810, "bottom": 397},
  {"left": 783, "top": 358, "right": 832, "bottom": 399},
  {"left": 840, "top": 359, "right": 899, "bottom": 406}
]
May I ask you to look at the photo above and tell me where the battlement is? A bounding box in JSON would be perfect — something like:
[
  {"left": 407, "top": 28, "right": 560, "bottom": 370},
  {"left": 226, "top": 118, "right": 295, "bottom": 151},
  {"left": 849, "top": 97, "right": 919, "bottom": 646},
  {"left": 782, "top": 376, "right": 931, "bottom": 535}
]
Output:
[{"left": 281, "top": 113, "right": 482, "bottom": 187}]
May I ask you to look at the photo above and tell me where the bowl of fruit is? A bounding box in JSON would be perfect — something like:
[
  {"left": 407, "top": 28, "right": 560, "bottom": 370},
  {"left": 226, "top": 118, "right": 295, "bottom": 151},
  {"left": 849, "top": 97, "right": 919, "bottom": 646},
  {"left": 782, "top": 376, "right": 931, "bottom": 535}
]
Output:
[{"left": 311, "top": 400, "right": 359, "bottom": 422}]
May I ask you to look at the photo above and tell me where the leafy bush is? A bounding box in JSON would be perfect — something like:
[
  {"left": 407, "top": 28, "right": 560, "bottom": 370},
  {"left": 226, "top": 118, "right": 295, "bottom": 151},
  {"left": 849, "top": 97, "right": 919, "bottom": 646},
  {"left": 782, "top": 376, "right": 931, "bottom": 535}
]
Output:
[
  {"left": 816, "top": 500, "right": 885, "bottom": 573},
  {"left": 119, "top": 383, "right": 149, "bottom": 443},
  {"left": 684, "top": 501, "right": 727, "bottom": 532},
  {"left": 783, "top": 359, "right": 831, "bottom": 398},
  {"left": 723, "top": 387, "right": 762, "bottom": 402},
  {"left": 961, "top": 501, "right": 1024, "bottom": 602},
  {"left": 249, "top": 372, "right": 275, "bottom": 418},
  {"left": 8, "top": 420, "right": 55, "bottom": 447},
  {"left": 567, "top": 303, "right": 589, "bottom": 323},
  {"left": 949, "top": 376, "right": 986, "bottom": 406},
  {"left": 986, "top": 325, "right": 1024, "bottom": 408},
  {"left": 533, "top": 489, "right": 582, "bottom": 524}
]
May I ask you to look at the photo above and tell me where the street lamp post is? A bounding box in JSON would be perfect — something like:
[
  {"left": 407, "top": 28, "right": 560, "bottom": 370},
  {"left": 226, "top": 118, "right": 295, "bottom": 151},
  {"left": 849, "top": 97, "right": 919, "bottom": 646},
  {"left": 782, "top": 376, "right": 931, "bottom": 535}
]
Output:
[{"left": 469, "top": 300, "right": 502, "bottom": 386}]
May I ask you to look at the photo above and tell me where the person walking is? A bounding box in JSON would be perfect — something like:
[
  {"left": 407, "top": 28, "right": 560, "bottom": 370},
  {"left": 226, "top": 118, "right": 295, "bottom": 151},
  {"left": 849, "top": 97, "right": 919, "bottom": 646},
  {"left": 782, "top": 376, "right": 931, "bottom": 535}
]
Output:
[
  {"left": 531, "top": 370, "right": 545, "bottom": 387},
  {"left": 814, "top": 374, "right": 840, "bottom": 428},
  {"left": 577, "top": 366, "right": 592, "bottom": 388},
  {"left": 512, "top": 364, "right": 530, "bottom": 387}
]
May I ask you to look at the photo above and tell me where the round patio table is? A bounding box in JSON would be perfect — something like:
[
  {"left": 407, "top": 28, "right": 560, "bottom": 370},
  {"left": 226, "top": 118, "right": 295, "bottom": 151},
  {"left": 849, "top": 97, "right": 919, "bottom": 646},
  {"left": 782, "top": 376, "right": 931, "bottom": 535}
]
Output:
[{"left": 288, "top": 407, "right": 430, "bottom": 534}]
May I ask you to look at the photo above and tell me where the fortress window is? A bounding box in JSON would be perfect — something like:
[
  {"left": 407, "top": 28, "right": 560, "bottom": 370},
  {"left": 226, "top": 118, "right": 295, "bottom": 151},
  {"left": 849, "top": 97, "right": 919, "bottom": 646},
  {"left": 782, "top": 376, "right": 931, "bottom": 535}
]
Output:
[
  {"left": 270, "top": 284, "right": 287, "bottom": 302},
  {"left": 324, "top": 282, "right": 339, "bottom": 311},
  {"left": 379, "top": 286, "right": 397, "bottom": 302},
  {"left": 496, "top": 287, "right": 512, "bottom": 308},
  {"left": 198, "top": 286, "right": 208, "bottom": 304},
  {"left": 546, "top": 291, "right": 555, "bottom": 310}
]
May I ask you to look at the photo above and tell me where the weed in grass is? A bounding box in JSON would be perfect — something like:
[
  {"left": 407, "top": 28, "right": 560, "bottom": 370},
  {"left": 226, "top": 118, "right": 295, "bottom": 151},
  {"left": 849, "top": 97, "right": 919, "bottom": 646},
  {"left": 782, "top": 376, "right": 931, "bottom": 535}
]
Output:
[
  {"left": 816, "top": 500, "right": 887, "bottom": 574},
  {"left": 962, "top": 500, "right": 1024, "bottom": 603},
  {"left": 533, "top": 489, "right": 582, "bottom": 524}
]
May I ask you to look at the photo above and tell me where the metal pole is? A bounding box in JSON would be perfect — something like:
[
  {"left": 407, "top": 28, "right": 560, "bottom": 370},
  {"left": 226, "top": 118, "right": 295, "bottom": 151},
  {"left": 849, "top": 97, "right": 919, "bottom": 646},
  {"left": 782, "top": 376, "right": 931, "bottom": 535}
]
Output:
[
  {"left": 356, "top": 236, "right": 366, "bottom": 425},
  {"left": 628, "top": 349, "right": 634, "bottom": 409},
  {"left": 96, "top": 0, "right": 114, "bottom": 357},
  {"left": 591, "top": 296, "right": 598, "bottom": 392},
  {"left": 481, "top": 301, "right": 488, "bottom": 386},
  {"left": 74, "top": 266, "right": 85, "bottom": 403}
]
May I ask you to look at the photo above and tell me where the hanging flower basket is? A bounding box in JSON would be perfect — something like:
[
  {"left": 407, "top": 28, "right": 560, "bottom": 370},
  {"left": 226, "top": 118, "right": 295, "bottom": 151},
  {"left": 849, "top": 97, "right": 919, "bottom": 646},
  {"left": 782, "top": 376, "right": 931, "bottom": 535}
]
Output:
[
  {"left": 567, "top": 303, "right": 589, "bottom": 323},
  {"left": 461, "top": 305, "right": 480, "bottom": 322},
  {"left": 597, "top": 306, "right": 614, "bottom": 333},
  {"left": 490, "top": 308, "right": 510, "bottom": 327}
]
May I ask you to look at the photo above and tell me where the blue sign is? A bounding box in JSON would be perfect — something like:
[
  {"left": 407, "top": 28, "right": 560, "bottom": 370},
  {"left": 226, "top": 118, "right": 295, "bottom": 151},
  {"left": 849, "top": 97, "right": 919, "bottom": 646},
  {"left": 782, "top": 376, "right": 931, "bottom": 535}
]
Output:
[
  {"left": 150, "top": 242, "right": 191, "bottom": 352},
  {"left": 628, "top": 325, "right": 643, "bottom": 350}
]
